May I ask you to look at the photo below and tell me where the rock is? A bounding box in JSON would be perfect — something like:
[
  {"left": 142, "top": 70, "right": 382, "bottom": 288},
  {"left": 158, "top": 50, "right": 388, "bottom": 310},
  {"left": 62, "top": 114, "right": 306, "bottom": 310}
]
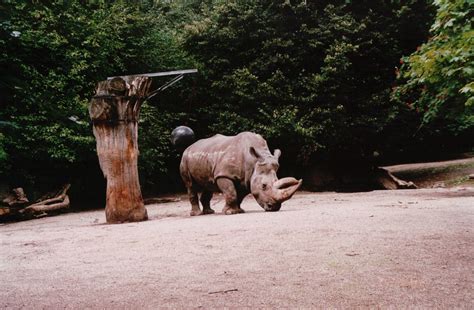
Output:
[{"left": 432, "top": 182, "right": 446, "bottom": 188}]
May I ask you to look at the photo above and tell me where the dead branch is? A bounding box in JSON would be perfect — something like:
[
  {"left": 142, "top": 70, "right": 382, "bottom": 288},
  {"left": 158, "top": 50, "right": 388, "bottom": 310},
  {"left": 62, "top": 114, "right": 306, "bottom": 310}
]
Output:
[
  {"left": 375, "top": 168, "right": 417, "bottom": 190},
  {"left": 21, "top": 195, "right": 70, "bottom": 213},
  {"left": 1, "top": 184, "right": 71, "bottom": 221},
  {"left": 34, "top": 184, "right": 71, "bottom": 204},
  {"left": 144, "top": 197, "right": 180, "bottom": 205},
  {"left": 30, "top": 184, "right": 71, "bottom": 207},
  {"left": 2, "top": 188, "right": 29, "bottom": 208},
  {"left": 208, "top": 289, "right": 239, "bottom": 294}
]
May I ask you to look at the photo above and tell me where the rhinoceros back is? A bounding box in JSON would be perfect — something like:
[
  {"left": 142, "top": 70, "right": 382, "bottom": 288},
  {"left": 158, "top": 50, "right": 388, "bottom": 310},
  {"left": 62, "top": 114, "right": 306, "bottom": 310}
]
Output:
[{"left": 180, "top": 132, "right": 270, "bottom": 190}]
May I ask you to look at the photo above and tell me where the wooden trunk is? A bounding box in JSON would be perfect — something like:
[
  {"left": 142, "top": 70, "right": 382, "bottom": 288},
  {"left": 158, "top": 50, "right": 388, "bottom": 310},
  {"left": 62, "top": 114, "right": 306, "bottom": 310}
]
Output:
[{"left": 89, "top": 76, "right": 152, "bottom": 223}]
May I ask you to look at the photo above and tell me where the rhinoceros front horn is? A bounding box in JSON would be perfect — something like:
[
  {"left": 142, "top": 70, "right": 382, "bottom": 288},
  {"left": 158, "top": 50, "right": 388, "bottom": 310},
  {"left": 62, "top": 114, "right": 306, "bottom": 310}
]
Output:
[{"left": 272, "top": 177, "right": 302, "bottom": 202}]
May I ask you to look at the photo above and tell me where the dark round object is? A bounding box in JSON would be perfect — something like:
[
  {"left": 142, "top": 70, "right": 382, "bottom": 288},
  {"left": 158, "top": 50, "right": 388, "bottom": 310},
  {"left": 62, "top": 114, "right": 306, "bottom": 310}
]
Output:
[{"left": 171, "top": 126, "right": 195, "bottom": 148}]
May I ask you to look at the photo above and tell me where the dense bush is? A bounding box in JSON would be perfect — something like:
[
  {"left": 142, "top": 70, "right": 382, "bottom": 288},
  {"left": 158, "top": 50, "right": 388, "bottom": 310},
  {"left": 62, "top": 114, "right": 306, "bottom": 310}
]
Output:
[
  {"left": 3, "top": 0, "right": 471, "bottom": 198},
  {"left": 392, "top": 0, "right": 473, "bottom": 155},
  {"left": 183, "top": 0, "right": 434, "bottom": 166},
  {"left": 0, "top": 1, "right": 193, "bottom": 198}
]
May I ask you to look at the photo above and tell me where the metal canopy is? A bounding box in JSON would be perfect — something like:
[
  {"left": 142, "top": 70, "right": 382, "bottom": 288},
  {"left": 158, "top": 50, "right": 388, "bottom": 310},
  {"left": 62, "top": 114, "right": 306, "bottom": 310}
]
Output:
[
  {"left": 107, "top": 69, "right": 198, "bottom": 101},
  {"left": 107, "top": 69, "right": 198, "bottom": 80}
]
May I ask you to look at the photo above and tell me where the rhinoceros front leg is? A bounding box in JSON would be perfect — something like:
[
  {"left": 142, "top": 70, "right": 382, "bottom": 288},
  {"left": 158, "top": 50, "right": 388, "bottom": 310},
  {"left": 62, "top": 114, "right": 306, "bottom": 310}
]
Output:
[
  {"left": 200, "top": 191, "right": 215, "bottom": 215},
  {"left": 216, "top": 178, "right": 245, "bottom": 215}
]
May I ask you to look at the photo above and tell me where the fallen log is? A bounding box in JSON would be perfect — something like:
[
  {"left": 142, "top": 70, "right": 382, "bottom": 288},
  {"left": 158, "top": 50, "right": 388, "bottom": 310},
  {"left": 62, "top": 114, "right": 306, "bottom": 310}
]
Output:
[
  {"left": 2, "top": 187, "right": 29, "bottom": 207},
  {"left": 1, "top": 188, "right": 29, "bottom": 218},
  {"left": 20, "top": 184, "right": 71, "bottom": 214},
  {"left": 375, "top": 168, "right": 417, "bottom": 190},
  {"left": 1, "top": 185, "right": 71, "bottom": 221},
  {"left": 21, "top": 195, "right": 70, "bottom": 214},
  {"left": 34, "top": 184, "right": 70, "bottom": 203}
]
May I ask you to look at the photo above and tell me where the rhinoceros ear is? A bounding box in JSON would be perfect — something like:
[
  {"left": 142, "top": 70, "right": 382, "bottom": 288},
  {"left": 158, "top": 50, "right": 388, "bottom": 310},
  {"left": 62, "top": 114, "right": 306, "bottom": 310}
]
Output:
[
  {"left": 273, "top": 149, "right": 281, "bottom": 160},
  {"left": 249, "top": 147, "right": 264, "bottom": 161}
]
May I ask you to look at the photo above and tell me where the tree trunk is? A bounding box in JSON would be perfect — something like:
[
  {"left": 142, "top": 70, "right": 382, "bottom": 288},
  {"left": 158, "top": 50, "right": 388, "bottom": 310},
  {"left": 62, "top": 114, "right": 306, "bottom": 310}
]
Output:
[{"left": 89, "top": 76, "right": 152, "bottom": 223}]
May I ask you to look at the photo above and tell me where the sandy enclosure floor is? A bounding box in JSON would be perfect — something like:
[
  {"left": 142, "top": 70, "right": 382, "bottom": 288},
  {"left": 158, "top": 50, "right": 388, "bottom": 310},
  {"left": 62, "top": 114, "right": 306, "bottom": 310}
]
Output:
[{"left": 1, "top": 188, "right": 473, "bottom": 308}]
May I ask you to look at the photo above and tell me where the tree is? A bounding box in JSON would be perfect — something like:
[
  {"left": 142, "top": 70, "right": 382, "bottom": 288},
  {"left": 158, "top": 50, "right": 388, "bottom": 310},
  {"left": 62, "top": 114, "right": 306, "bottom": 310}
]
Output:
[
  {"left": 184, "top": 0, "right": 433, "bottom": 166},
  {"left": 0, "top": 1, "right": 193, "bottom": 197},
  {"left": 393, "top": 0, "right": 473, "bottom": 150}
]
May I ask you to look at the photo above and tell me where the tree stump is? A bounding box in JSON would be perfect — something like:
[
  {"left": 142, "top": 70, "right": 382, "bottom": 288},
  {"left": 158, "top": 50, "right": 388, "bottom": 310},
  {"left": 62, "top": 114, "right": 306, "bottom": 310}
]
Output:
[{"left": 89, "top": 76, "right": 152, "bottom": 223}]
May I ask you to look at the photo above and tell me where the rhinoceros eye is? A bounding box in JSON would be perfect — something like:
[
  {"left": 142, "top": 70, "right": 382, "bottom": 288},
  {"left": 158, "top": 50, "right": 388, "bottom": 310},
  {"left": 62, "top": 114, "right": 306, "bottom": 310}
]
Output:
[{"left": 262, "top": 184, "right": 267, "bottom": 190}]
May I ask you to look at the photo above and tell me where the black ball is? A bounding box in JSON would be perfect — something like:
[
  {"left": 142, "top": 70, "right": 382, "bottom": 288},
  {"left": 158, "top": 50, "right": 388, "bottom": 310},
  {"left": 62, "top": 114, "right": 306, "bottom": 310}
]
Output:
[{"left": 171, "top": 126, "right": 195, "bottom": 148}]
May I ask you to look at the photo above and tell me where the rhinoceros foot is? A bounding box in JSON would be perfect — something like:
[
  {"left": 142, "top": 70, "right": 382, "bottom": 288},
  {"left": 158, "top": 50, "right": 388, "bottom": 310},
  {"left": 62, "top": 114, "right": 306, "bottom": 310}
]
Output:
[
  {"left": 190, "top": 208, "right": 215, "bottom": 216},
  {"left": 223, "top": 206, "right": 245, "bottom": 215}
]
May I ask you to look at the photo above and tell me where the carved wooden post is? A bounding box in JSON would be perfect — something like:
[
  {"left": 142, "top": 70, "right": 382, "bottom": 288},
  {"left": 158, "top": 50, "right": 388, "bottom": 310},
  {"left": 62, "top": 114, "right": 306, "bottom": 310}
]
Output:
[{"left": 89, "top": 76, "right": 152, "bottom": 223}]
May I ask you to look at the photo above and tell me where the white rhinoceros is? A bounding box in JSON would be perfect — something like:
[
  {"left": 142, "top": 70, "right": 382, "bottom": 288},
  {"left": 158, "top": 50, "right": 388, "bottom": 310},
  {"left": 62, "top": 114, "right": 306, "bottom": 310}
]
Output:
[{"left": 180, "top": 132, "right": 302, "bottom": 215}]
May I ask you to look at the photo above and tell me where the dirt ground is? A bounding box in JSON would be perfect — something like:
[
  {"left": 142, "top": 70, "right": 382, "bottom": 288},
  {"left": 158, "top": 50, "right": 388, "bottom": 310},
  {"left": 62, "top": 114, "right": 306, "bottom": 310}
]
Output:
[{"left": 1, "top": 187, "right": 473, "bottom": 309}]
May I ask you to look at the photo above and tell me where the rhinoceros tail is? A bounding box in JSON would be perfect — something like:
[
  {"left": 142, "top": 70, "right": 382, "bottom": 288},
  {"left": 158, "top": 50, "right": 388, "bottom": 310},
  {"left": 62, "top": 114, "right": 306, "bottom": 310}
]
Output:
[{"left": 171, "top": 126, "right": 195, "bottom": 151}]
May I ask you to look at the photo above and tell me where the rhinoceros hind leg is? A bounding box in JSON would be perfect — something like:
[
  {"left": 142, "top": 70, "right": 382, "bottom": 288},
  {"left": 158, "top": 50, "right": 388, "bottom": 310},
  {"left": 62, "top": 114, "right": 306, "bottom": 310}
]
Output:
[
  {"left": 200, "top": 191, "right": 215, "bottom": 215},
  {"left": 187, "top": 187, "right": 202, "bottom": 216}
]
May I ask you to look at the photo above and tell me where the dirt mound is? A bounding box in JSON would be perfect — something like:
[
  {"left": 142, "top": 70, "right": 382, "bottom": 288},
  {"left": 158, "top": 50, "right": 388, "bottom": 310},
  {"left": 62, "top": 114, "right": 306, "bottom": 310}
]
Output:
[{"left": 385, "top": 157, "right": 474, "bottom": 188}]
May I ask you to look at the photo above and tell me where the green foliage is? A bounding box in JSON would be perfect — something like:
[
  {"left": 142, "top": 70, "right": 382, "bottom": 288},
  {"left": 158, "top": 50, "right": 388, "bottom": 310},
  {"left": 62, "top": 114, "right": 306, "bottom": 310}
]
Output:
[
  {"left": 0, "top": 133, "right": 7, "bottom": 173},
  {"left": 0, "top": 1, "right": 192, "bottom": 194},
  {"left": 184, "top": 0, "right": 433, "bottom": 163},
  {"left": 1, "top": 0, "right": 447, "bottom": 196},
  {"left": 393, "top": 0, "right": 474, "bottom": 137}
]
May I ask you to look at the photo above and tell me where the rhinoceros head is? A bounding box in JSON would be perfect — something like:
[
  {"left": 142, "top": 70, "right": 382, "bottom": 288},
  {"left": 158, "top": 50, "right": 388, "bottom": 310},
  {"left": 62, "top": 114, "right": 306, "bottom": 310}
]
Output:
[{"left": 249, "top": 147, "right": 302, "bottom": 212}]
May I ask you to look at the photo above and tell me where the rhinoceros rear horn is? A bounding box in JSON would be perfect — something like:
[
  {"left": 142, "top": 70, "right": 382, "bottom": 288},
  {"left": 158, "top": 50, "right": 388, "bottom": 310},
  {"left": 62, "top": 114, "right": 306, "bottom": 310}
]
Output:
[
  {"left": 273, "top": 149, "right": 281, "bottom": 160},
  {"left": 272, "top": 177, "right": 302, "bottom": 202}
]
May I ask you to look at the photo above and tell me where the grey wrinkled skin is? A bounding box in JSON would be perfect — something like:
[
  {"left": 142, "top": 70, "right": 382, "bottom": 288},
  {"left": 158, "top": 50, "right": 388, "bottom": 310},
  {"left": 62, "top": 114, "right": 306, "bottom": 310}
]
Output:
[{"left": 180, "top": 132, "right": 302, "bottom": 215}]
